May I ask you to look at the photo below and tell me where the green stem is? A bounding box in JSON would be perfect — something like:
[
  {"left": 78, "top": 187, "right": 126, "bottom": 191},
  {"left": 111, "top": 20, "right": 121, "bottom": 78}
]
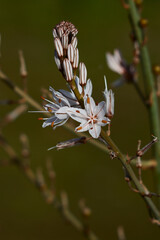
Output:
[
  {"left": 67, "top": 78, "right": 160, "bottom": 221},
  {"left": 128, "top": 0, "right": 160, "bottom": 193},
  {"left": 100, "top": 130, "right": 160, "bottom": 221},
  {"left": 66, "top": 78, "right": 160, "bottom": 221}
]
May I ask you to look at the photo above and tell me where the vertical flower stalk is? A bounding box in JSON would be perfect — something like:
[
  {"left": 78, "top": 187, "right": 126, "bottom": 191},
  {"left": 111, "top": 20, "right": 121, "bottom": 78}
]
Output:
[{"left": 127, "top": 0, "right": 160, "bottom": 193}]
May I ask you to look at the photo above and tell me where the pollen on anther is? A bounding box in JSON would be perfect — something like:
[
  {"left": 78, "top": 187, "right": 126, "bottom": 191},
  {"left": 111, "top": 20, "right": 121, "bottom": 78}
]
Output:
[
  {"left": 41, "top": 96, "right": 45, "bottom": 100},
  {"left": 38, "top": 118, "right": 44, "bottom": 120},
  {"left": 59, "top": 99, "right": 61, "bottom": 103},
  {"left": 77, "top": 126, "right": 82, "bottom": 131},
  {"left": 102, "top": 120, "right": 108, "bottom": 123},
  {"left": 51, "top": 121, "right": 54, "bottom": 127},
  {"left": 87, "top": 97, "right": 90, "bottom": 104},
  {"left": 48, "top": 108, "right": 52, "bottom": 113},
  {"left": 76, "top": 110, "right": 80, "bottom": 113}
]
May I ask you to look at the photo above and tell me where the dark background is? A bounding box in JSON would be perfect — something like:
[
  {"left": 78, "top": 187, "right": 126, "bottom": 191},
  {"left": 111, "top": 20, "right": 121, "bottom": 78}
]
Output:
[{"left": 0, "top": 0, "right": 160, "bottom": 239}]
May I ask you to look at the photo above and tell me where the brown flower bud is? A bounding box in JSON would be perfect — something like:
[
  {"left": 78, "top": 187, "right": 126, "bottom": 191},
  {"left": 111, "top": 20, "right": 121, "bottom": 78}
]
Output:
[
  {"left": 61, "top": 34, "right": 68, "bottom": 50},
  {"left": 67, "top": 44, "right": 74, "bottom": 63},
  {"left": 79, "top": 62, "right": 87, "bottom": 86},
  {"left": 73, "top": 48, "right": 79, "bottom": 69},
  {"left": 63, "top": 58, "right": 73, "bottom": 81},
  {"left": 54, "top": 38, "right": 63, "bottom": 57},
  {"left": 71, "top": 37, "right": 78, "bottom": 49}
]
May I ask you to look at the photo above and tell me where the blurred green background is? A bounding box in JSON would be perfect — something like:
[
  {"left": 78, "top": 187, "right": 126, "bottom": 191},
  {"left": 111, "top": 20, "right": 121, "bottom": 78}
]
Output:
[{"left": 0, "top": 0, "right": 160, "bottom": 239}]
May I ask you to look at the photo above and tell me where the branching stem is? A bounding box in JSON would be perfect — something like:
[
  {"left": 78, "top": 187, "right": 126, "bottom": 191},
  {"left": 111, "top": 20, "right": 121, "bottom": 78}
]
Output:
[{"left": 127, "top": 0, "right": 160, "bottom": 194}]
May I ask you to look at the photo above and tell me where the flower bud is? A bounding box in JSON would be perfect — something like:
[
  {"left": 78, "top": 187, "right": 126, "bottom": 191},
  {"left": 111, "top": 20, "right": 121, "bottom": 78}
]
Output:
[
  {"left": 73, "top": 48, "right": 79, "bottom": 69},
  {"left": 57, "top": 27, "right": 64, "bottom": 38},
  {"left": 61, "top": 34, "right": 68, "bottom": 50},
  {"left": 67, "top": 44, "right": 74, "bottom": 63},
  {"left": 139, "top": 18, "right": 148, "bottom": 28},
  {"left": 63, "top": 58, "right": 73, "bottom": 81},
  {"left": 79, "top": 62, "right": 87, "bottom": 86},
  {"left": 54, "top": 38, "right": 63, "bottom": 57},
  {"left": 105, "top": 89, "right": 114, "bottom": 119},
  {"left": 153, "top": 65, "right": 160, "bottom": 76},
  {"left": 71, "top": 37, "right": 78, "bottom": 49}
]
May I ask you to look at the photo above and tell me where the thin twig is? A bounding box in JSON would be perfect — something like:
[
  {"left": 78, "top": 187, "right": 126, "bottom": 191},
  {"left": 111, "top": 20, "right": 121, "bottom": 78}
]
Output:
[{"left": 0, "top": 133, "right": 99, "bottom": 240}]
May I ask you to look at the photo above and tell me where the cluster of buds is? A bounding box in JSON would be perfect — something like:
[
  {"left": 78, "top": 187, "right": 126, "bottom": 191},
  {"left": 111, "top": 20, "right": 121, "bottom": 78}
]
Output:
[{"left": 53, "top": 21, "right": 87, "bottom": 87}]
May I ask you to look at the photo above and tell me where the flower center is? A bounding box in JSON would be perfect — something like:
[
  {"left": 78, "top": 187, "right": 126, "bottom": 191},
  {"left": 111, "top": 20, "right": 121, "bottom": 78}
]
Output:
[{"left": 89, "top": 114, "right": 97, "bottom": 124}]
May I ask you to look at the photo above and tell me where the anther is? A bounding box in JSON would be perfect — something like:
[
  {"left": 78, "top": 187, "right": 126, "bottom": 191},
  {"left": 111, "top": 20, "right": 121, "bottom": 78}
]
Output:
[
  {"left": 87, "top": 97, "right": 90, "bottom": 104},
  {"left": 77, "top": 126, "right": 82, "bottom": 131}
]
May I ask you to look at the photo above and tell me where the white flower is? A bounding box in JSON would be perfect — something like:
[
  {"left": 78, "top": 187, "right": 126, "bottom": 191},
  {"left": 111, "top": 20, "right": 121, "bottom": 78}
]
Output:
[
  {"left": 106, "top": 49, "right": 136, "bottom": 86},
  {"left": 103, "top": 76, "right": 114, "bottom": 118},
  {"left": 38, "top": 87, "right": 71, "bottom": 129},
  {"left": 30, "top": 78, "right": 93, "bottom": 131},
  {"left": 65, "top": 96, "right": 110, "bottom": 138},
  {"left": 106, "top": 49, "right": 125, "bottom": 75}
]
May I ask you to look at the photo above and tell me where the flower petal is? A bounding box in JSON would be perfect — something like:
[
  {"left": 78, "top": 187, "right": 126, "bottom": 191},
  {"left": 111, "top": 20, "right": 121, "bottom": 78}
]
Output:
[
  {"left": 53, "top": 117, "right": 69, "bottom": 130},
  {"left": 89, "top": 124, "right": 101, "bottom": 138},
  {"left": 103, "top": 76, "right": 108, "bottom": 95},
  {"left": 49, "top": 86, "right": 70, "bottom": 106},
  {"left": 84, "top": 79, "right": 93, "bottom": 97},
  {"left": 97, "top": 116, "right": 110, "bottom": 126},
  {"left": 58, "top": 89, "right": 79, "bottom": 106},
  {"left": 44, "top": 103, "right": 59, "bottom": 112},
  {"left": 106, "top": 90, "right": 114, "bottom": 116},
  {"left": 75, "top": 121, "right": 90, "bottom": 132},
  {"left": 94, "top": 101, "right": 106, "bottom": 118},
  {"left": 42, "top": 116, "right": 57, "bottom": 128},
  {"left": 106, "top": 52, "right": 124, "bottom": 75},
  {"left": 84, "top": 97, "right": 96, "bottom": 116},
  {"left": 67, "top": 107, "right": 88, "bottom": 123},
  {"left": 55, "top": 106, "right": 69, "bottom": 119},
  {"left": 114, "top": 49, "right": 122, "bottom": 64},
  {"left": 75, "top": 76, "right": 82, "bottom": 94}
]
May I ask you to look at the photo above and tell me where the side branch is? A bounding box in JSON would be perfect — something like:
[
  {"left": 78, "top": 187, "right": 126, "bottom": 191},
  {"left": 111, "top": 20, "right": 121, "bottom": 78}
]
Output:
[{"left": 127, "top": 0, "right": 160, "bottom": 192}]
